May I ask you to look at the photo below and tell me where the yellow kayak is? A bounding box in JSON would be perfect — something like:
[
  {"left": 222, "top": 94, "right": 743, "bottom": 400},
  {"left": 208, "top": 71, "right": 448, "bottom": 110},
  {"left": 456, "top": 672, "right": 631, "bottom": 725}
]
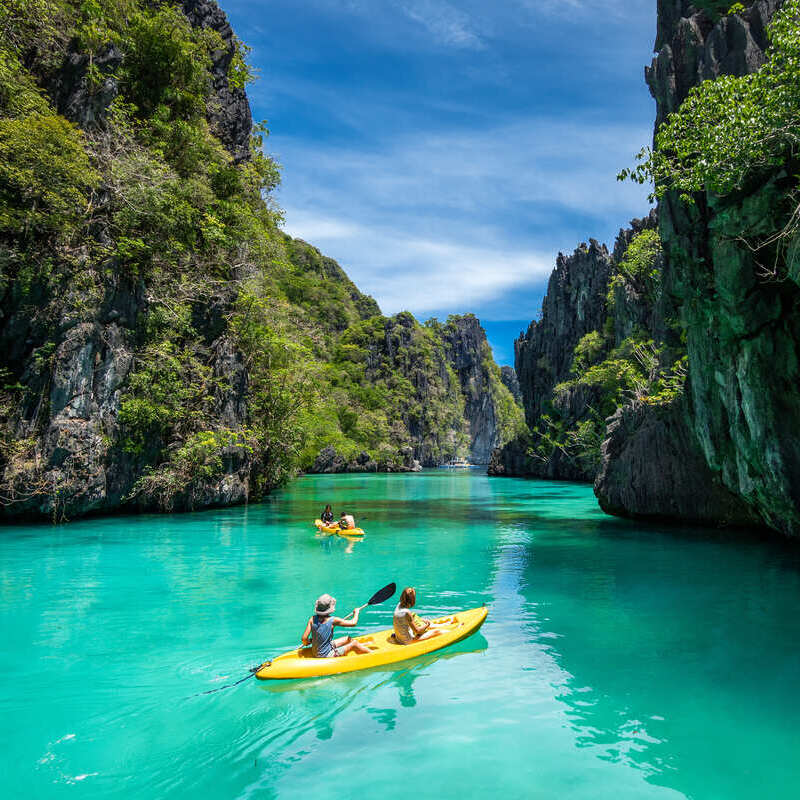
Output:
[
  {"left": 255, "top": 606, "right": 488, "bottom": 680},
  {"left": 314, "top": 519, "right": 365, "bottom": 536}
]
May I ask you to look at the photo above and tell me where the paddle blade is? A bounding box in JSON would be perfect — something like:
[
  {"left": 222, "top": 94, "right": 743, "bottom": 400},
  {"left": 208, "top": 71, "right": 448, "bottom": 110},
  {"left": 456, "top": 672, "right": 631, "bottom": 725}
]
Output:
[{"left": 367, "top": 582, "right": 396, "bottom": 606}]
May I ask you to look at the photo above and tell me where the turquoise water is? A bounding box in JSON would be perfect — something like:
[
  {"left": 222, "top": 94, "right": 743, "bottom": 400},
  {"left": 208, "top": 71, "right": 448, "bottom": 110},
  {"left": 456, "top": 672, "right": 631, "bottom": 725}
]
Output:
[{"left": 2, "top": 472, "right": 800, "bottom": 799}]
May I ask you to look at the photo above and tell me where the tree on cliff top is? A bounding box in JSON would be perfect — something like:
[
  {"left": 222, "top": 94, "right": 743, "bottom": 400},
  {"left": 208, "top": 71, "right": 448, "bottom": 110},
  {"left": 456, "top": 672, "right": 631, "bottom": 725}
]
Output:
[{"left": 620, "top": 0, "right": 800, "bottom": 265}]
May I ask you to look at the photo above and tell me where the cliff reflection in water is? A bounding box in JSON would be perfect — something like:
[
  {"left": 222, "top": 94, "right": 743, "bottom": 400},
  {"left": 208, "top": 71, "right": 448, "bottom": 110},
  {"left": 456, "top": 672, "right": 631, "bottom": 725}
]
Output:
[{"left": 506, "top": 512, "right": 800, "bottom": 799}]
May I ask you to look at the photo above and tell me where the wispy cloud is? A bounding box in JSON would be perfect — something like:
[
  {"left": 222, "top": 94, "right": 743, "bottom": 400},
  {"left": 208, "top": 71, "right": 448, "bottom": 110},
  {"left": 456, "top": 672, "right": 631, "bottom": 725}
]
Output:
[
  {"left": 396, "top": 0, "right": 486, "bottom": 50},
  {"left": 272, "top": 115, "right": 652, "bottom": 319},
  {"left": 225, "top": 0, "right": 657, "bottom": 328},
  {"left": 283, "top": 209, "right": 553, "bottom": 315}
]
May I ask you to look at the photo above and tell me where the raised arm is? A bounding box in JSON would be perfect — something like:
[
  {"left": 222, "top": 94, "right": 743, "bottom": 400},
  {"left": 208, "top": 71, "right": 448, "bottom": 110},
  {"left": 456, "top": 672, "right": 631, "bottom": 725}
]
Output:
[
  {"left": 333, "top": 605, "right": 367, "bottom": 628},
  {"left": 301, "top": 617, "right": 313, "bottom": 646}
]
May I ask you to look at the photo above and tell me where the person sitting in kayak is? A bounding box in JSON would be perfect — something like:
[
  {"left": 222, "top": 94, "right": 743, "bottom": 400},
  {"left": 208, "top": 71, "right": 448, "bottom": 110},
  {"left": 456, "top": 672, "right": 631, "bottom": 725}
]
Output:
[
  {"left": 302, "top": 594, "right": 371, "bottom": 658},
  {"left": 393, "top": 587, "right": 442, "bottom": 644},
  {"left": 321, "top": 504, "right": 334, "bottom": 525},
  {"left": 339, "top": 511, "right": 356, "bottom": 530}
]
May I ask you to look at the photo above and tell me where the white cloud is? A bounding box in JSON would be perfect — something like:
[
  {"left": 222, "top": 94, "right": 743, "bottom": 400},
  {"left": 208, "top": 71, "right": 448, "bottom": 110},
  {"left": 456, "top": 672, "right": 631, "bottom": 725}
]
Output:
[
  {"left": 269, "top": 114, "right": 653, "bottom": 319},
  {"left": 282, "top": 209, "right": 554, "bottom": 315}
]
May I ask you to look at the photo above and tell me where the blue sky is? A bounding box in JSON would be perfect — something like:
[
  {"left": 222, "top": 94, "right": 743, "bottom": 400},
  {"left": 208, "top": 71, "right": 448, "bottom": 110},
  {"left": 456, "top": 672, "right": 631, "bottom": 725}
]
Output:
[{"left": 222, "top": 0, "right": 657, "bottom": 365}]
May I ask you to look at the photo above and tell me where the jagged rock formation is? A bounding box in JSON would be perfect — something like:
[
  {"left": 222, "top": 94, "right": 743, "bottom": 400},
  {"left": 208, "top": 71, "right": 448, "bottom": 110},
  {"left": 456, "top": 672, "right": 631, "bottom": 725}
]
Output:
[
  {"left": 47, "top": 43, "right": 123, "bottom": 129},
  {"left": 515, "top": 241, "right": 612, "bottom": 427},
  {"left": 500, "top": 366, "right": 521, "bottom": 404},
  {"left": 493, "top": 0, "right": 797, "bottom": 537},
  {"left": 596, "top": 0, "right": 800, "bottom": 536},
  {"left": 596, "top": 397, "right": 758, "bottom": 526},
  {"left": 180, "top": 0, "right": 253, "bottom": 162},
  {"left": 489, "top": 238, "right": 628, "bottom": 481},
  {"left": 439, "top": 315, "right": 504, "bottom": 464},
  {"left": 310, "top": 444, "right": 420, "bottom": 474},
  {"left": 305, "top": 313, "right": 521, "bottom": 473},
  {"left": 647, "top": 0, "right": 781, "bottom": 129}
]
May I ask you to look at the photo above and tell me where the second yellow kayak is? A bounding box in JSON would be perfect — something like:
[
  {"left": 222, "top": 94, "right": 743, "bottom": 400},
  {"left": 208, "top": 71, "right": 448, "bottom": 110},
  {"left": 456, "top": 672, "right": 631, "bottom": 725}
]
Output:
[
  {"left": 256, "top": 605, "right": 488, "bottom": 680},
  {"left": 314, "top": 519, "right": 365, "bottom": 536}
]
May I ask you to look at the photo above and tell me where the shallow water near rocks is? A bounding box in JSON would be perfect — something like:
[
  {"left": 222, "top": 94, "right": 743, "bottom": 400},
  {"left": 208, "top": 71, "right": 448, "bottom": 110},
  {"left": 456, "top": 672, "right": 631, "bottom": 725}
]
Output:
[{"left": 2, "top": 471, "right": 799, "bottom": 799}]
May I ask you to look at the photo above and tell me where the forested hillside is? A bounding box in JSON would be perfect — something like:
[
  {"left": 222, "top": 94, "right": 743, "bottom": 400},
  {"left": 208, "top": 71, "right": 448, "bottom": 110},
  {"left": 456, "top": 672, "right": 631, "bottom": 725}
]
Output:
[{"left": 0, "top": 0, "right": 521, "bottom": 519}]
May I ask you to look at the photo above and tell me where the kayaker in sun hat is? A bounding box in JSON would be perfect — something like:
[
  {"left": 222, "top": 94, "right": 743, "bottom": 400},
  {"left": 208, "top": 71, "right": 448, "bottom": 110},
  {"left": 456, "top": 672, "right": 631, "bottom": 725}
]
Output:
[{"left": 301, "top": 593, "right": 372, "bottom": 658}]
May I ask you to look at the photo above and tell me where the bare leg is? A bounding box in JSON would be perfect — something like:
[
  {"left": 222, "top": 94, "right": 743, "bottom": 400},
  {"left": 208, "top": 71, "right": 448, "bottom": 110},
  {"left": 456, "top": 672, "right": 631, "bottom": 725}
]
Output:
[
  {"left": 332, "top": 635, "right": 352, "bottom": 648},
  {"left": 416, "top": 628, "right": 443, "bottom": 641},
  {"left": 337, "top": 639, "right": 371, "bottom": 656}
]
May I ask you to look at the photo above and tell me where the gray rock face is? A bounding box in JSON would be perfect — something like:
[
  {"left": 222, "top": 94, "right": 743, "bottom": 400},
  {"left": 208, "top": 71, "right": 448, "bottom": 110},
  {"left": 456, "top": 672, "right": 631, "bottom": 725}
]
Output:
[
  {"left": 610, "top": 210, "right": 664, "bottom": 346},
  {"left": 181, "top": 0, "right": 253, "bottom": 162},
  {"left": 310, "top": 445, "right": 417, "bottom": 474},
  {"left": 490, "top": 240, "right": 614, "bottom": 480},
  {"left": 597, "top": 0, "right": 800, "bottom": 537},
  {"left": 648, "top": 0, "right": 780, "bottom": 128},
  {"left": 0, "top": 2, "right": 277, "bottom": 520},
  {"left": 516, "top": 241, "right": 612, "bottom": 429},
  {"left": 595, "top": 397, "right": 758, "bottom": 527},
  {"left": 439, "top": 315, "right": 501, "bottom": 464},
  {"left": 500, "top": 366, "right": 521, "bottom": 404},
  {"left": 48, "top": 44, "right": 123, "bottom": 129}
]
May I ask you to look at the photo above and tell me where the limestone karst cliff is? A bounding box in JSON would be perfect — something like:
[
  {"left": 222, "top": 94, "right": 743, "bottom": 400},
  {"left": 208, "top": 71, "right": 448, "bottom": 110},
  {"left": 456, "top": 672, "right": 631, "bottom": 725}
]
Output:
[
  {"left": 308, "top": 313, "right": 523, "bottom": 472},
  {"left": 0, "top": 0, "right": 515, "bottom": 519},
  {"left": 489, "top": 218, "right": 664, "bottom": 483},
  {"left": 597, "top": 0, "right": 797, "bottom": 535},
  {"left": 494, "top": 0, "right": 799, "bottom": 537}
]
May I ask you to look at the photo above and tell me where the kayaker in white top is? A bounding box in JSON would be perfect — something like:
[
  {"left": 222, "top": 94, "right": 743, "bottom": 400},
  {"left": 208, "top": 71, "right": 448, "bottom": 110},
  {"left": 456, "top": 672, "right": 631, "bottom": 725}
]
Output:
[
  {"left": 339, "top": 511, "right": 356, "bottom": 530},
  {"left": 393, "top": 587, "right": 442, "bottom": 644}
]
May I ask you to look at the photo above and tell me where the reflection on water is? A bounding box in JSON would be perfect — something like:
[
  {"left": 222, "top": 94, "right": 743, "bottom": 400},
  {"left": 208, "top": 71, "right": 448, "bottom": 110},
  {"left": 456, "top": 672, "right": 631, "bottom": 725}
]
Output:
[{"left": 1, "top": 471, "right": 799, "bottom": 799}]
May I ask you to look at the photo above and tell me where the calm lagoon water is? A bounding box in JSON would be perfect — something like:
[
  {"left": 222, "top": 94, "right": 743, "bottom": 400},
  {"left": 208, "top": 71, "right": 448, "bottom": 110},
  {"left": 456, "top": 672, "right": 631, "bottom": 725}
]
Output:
[{"left": 2, "top": 471, "right": 799, "bottom": 799}]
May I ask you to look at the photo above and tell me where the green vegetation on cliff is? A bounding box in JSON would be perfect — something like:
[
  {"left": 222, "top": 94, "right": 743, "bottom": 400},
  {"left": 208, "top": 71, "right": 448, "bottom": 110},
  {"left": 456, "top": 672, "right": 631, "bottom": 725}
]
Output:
[
  {"left": 527, "top": 229, "right": 686, "bottom": 475},
  {"left": 0, "top": 0, "right": 518, "bottom": 516},
  {"left": 622, "top": 0, "right": 800, "bottom": 270}
]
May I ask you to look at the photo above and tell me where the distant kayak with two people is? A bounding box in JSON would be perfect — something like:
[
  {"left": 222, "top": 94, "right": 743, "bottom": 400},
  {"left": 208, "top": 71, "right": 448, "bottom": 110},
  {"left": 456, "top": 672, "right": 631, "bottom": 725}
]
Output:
[{"left": 314, "top": 509, "right": 364, "bottom": 536}]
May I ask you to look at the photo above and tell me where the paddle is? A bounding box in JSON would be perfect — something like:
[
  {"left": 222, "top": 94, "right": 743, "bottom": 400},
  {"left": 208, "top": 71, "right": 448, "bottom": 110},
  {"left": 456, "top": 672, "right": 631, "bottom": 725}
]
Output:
[
  {"left": 197, "top": 582, "right": 396, "bottom": 695},
  {"left": 366, "top": 581, "right": 396, "bottom": 606},
  {"left": 343, "top": 581, "right": 396, "bottom": 618}
]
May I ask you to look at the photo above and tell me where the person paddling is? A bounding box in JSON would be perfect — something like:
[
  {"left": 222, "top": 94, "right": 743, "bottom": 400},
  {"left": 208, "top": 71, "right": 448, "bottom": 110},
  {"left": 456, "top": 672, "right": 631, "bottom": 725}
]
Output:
[
  {"left": 338, "top": 511, "right": 356, "bottom": 530},
  {"left": 301, "top": 594, "right": 371, "bottom": 658},
  {"left": 393, "top": 587, "right": 442, "bottom": 644},
  {"left": 321, "top": 504, "right": 334, "bottom": 525}
]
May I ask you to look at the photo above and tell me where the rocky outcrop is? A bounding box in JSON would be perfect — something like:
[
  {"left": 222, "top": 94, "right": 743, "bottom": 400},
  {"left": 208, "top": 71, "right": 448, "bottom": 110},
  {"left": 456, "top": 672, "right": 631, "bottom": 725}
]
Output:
[
  {"left": 500, "top": 366, "right": 521, "bottom": 404},
  {"left": 595, "top": 397, "right": 758, "bottom": 527},
  {"left": 515, "top": 241, "right": 612, "bottom": 428},
  {"left": 439, "top": 315, "right": 502, "bottom": 464},
  {"left": 647, "top": 0, "right": 780, "bottom": 128},
  {"left": 47, "top": 43, "right": 123, "bottom": 129},
  {"left": 310, "top": 445, "right": 419, "bottom": 474},
  {"left": 490, "top": 229, "right": 649, "bottom": 481},
  {"left": 596, "top": 0, "right": 800, "bottom": 536},
  {"left": 487, "top": 434, "right": 531, "bottom": 477},
  {"left": 610, "top": 210, "right": 664, "bottom": 345},
  {"left": 180, "top": 0, "right": 253, "bottom": 162}
]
